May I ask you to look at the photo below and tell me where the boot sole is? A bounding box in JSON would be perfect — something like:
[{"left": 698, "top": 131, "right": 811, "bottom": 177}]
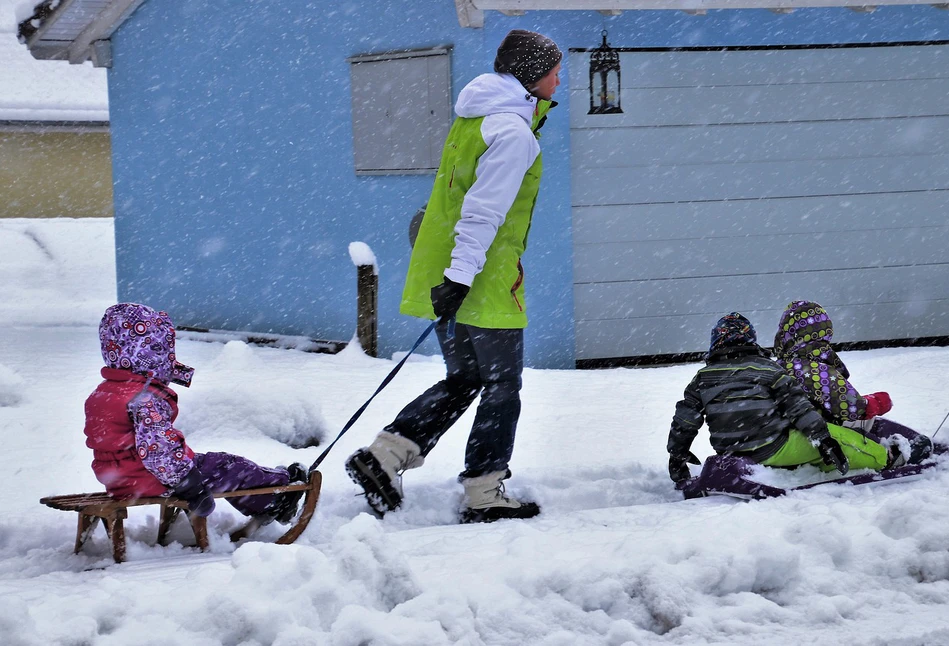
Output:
[
  {"left": 345, "top": 450, "right": 402, "bottom": 516},
  {"left": 460, "top": 501, "right": 541, "bottom": 524}
]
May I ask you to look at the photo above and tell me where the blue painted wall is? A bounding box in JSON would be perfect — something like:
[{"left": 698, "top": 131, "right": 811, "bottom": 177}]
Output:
[{"left": 108, "top": 1, "right": 949, "bottom": 368}]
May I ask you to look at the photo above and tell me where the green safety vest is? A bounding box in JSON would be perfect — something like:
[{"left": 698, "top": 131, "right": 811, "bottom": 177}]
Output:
[{"left": 400, "top": 100, "right": 553, "bottom": 329}]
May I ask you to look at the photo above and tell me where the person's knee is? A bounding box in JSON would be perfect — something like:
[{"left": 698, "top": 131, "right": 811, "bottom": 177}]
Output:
[
  {"left": 481, "top": 377, "right": 521, "bottom": 405},
  {"left": 446, "top": 375, "right": 480, "bottom": 400}
]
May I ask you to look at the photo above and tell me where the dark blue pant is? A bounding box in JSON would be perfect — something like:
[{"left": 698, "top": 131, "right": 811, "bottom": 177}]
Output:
[
  {"left": 385, "top": 322, "right": 524, "bottom": 478},
  {"left": 194, "top": 452, "right": 289, "bottom": 516}
]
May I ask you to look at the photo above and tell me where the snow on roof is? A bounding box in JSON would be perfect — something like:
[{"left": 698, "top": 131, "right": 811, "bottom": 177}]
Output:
[{"left": 0, "top": 0, "right": 107, "bottom": 122}]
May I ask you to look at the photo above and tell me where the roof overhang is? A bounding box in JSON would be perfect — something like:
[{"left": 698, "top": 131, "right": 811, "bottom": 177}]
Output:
[
  {"left": 455, "top": 0, "right": 949, "bottom": 26},
  {"left": 18, "top": 0, "right": 147, "bottom": 67}
]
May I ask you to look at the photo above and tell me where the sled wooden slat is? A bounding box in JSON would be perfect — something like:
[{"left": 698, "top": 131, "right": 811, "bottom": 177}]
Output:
[{"left": 40, "top": 470, "right": 322, "bottom": 563}]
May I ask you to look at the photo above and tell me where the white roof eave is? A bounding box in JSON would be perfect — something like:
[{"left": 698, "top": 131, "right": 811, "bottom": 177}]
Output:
[
  {"left": 20, "top": 0, "right": 146, "bottom": 67},
  {"left": 456, "top": 0, "right": 949, "bottom": 26}
]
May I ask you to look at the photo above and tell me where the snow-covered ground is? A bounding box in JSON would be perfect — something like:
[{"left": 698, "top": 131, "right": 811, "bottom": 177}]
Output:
[
  {"left": 0, "top": 1, "right": 109, "bottom": 121},
  {"left": 3, "top": 218, "right": 949, "bottom": 645}
]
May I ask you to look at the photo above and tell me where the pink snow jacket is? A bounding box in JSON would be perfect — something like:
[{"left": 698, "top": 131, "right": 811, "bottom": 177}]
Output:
[
  {"left": 84, "top": 369, "right": 195, "bottom": 498},
  {"left": 83, "top": 303, "right": 196, "bottom": 499}
]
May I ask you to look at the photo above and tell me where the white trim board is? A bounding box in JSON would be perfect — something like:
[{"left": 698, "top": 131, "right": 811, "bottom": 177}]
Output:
[{"left": 457, "top": 0, "right": 949, "bottom": 27}]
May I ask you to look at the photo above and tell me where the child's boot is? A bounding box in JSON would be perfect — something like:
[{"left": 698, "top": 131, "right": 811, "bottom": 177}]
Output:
[
  {"left": 268, "top": 463, "right": 309, "bottom": 524},
  {"left": 907, "top": 434, "right": 934, "bottom": 464},
  {"left": 885, "top": 435, "right": 934, "bottom": 469},
  {"left": 460, "top": 470, "right": 540, "bottom": 524},
  {"left": 345, "top": 432, "right": 424, "bottom": 516}
]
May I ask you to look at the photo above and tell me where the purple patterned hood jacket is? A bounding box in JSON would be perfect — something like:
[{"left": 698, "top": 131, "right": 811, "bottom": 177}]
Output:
[
  {"left": 99, "top": 303, "right": 194, "bottom": 387},
  {"left": 773, "top": 300, "right": 868, "bottom": 423},
  {"left": 86, "top": 303, "right": 196, "bottom": 497}
]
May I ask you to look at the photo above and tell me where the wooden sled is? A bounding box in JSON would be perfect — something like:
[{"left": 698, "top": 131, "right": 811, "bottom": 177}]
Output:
[{"left": 40, "top": 470, "right": 322, "bottom": 563}]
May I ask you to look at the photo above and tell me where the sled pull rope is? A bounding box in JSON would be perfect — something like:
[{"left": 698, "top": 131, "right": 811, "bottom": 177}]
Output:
[
  {"left": 934, "top": 410, "right": 949, "bottom": 439},
  {"left": 308, "top": 320, "right": 438, "bottom": 472}
]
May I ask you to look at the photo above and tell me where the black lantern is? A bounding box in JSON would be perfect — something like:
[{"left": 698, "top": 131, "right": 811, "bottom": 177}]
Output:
[{"left": 588, "top": 30, "right": 622, "bottom": 115}]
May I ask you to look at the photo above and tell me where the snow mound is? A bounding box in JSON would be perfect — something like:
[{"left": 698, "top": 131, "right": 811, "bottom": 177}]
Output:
[
  {"left": 0, "top": 363, "right": 24, "bottom": 406},
  {"left": 178, "top": 341, "right": 328, "bottom": 448},
  {"left": 0, "top": 219, "right": 115, "bottom": 326},
  {"left": 0, "top": 595, "right": 40, "bottom": 646}
]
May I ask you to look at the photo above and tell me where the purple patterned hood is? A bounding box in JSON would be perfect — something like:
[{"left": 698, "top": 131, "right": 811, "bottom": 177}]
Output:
[
  {"left": 773, "top": 300, "right": 834, "bottom": 356},
  {"left": 99, "top": 303, "right": 194, "bottom": 387},
  {"left": 772, "top": 300, "right": 864, "bottom": 422}
]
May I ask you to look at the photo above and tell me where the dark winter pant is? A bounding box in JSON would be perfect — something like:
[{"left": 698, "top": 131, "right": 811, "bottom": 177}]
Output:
[
  {"left": 193, "top": 452, "right": 290, "bottom": 516},
  {"left": 384, "top": 321, "right": 524, "bottom": 479}
]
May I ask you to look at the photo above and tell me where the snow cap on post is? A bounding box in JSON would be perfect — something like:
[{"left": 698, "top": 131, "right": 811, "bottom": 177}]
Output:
[
  {"left": 348, "top": 241, "right": 377, "bottom": 275},
  {"left": 494, "top": 29, "right": 562, "bottom": 87}
]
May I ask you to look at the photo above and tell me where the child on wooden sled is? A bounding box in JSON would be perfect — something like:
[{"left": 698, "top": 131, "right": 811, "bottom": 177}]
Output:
[
  {"left": 84, "top": 303, "right": 307, "bottom": 522},
  {"left": 773, "top": 300, "right": 935, "bottom": 467},
  {"left": 667, "top": 312, "right": 892, "bottom": 488}
]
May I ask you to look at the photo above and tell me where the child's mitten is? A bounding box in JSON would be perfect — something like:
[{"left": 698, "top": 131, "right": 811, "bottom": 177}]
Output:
[
  {"left": 864, "top": 392, "right": 892, "bottom": 418},
  {"left": 817, "top": 437, "right": 849, "bottom": 475}
]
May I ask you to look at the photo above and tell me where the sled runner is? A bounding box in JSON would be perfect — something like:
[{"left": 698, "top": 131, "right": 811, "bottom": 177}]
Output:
[
  {"left": 40, "top": 470, "right": 321, "bottom": 563},
  {"left": 678, "top": 452, "right": 943, "bottom": 501}
]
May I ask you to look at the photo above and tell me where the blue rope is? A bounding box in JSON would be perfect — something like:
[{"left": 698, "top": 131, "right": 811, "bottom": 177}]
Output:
[{"left": 308, "top": 320, "right": 439, "bottom": 471}]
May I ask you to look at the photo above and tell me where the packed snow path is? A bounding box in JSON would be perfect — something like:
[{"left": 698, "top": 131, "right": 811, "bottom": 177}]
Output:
[{"left": 2, "top": 218, "right": 949, "bottom": 645}]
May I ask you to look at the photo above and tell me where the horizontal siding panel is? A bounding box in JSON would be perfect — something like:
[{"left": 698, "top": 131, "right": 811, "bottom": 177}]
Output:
[
  {"left": 568, "top": 45, "right": 949, "bottom": 360},
  {"left": 569, "top": 79, "right": 949, "bottom": 128},
  {"left": 568, "top": 46, "right": 949, "bottom": 91},
  {"left": 574, "top": 266, "right": 949, "bottom": 321},
  {"left": 571, "top": 117, "right": 949, "bottom": 170},
  {"left": 573, "top": 228, "right": 949, "bottom": 283},
  {"left": 572, "top": 192, "right": 949, "bottom": 244},
  {"left": 571, "top": 155, "right": 949, "bottom": 205},
  {"left": 575, "top": 301, "right": 949, "bottom": 359}
]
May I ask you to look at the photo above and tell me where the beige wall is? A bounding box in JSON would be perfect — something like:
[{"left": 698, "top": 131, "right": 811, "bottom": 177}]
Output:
[{"left": 0, "top": 128, "right": 113, "bottom": 218}]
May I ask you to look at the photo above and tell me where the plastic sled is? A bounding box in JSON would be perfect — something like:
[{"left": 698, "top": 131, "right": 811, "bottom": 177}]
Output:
[
  {"left": 677, "top": 452, "right": 944, "bottom": 500},
  {"left": 679, "top": 422, "right": 947, "bottom": 500}
]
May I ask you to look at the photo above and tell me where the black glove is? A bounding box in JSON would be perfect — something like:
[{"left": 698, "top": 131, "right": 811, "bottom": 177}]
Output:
[
  {"left": 668, "top": 451, "right": 701, "bottom": 484},
  {"left": 173, "top": 467, "right": 216, "bottom": 517},
  {"left": 817, "top": 437, "right": 850, "bottom": 475},
  {"left": 431, "top": 277, "right": 470, "bottom": 320}
]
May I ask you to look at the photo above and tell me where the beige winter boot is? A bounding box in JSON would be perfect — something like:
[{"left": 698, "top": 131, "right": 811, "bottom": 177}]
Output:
[
  {"left": 460, "top": 469, "right": 540, "bottom": 524},
  {"left": 345, "top": 431, "right": 424, "bottom": 516}
]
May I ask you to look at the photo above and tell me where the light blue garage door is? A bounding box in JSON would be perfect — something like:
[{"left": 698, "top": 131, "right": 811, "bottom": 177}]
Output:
[{"left": 569, "top": 43, "right": 949, "bottom": 361}]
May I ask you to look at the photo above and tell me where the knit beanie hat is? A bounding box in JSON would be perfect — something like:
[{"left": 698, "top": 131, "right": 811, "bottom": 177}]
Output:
[
  {"left": 709, "top": 312, "right": 758, "bottom": 355},
  {"left": 494, "top": 29, "right": 563, "bottom": 87}
]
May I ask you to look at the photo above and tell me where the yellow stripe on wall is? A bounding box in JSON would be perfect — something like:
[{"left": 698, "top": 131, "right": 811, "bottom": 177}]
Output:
[{"left": 0, "top": 131, "right": 113, "bottom": 218}]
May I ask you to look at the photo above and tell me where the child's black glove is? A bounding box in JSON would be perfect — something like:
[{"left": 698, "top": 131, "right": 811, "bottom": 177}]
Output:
[
  {"left": 173, "top": 467, "right": 216, "bottom": 517},
  {"left": 431, "top": 278, "right": 470, "bottom": 320},
  {"left": 817, "top": 437, "right": 849, "bottom": 475},
  {"left": 668, "top": 451, "right": 701, "bottom": 484}
]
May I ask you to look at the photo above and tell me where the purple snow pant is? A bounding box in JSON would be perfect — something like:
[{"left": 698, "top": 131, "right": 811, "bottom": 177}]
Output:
[{"left": 193, "top": 452, "right": 290, "bottom": 516}]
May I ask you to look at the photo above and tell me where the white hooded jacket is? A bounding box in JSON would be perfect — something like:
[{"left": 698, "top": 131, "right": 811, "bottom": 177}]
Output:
[{"left": 444, "top": 73, "right": 542, "bottom": 287}]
